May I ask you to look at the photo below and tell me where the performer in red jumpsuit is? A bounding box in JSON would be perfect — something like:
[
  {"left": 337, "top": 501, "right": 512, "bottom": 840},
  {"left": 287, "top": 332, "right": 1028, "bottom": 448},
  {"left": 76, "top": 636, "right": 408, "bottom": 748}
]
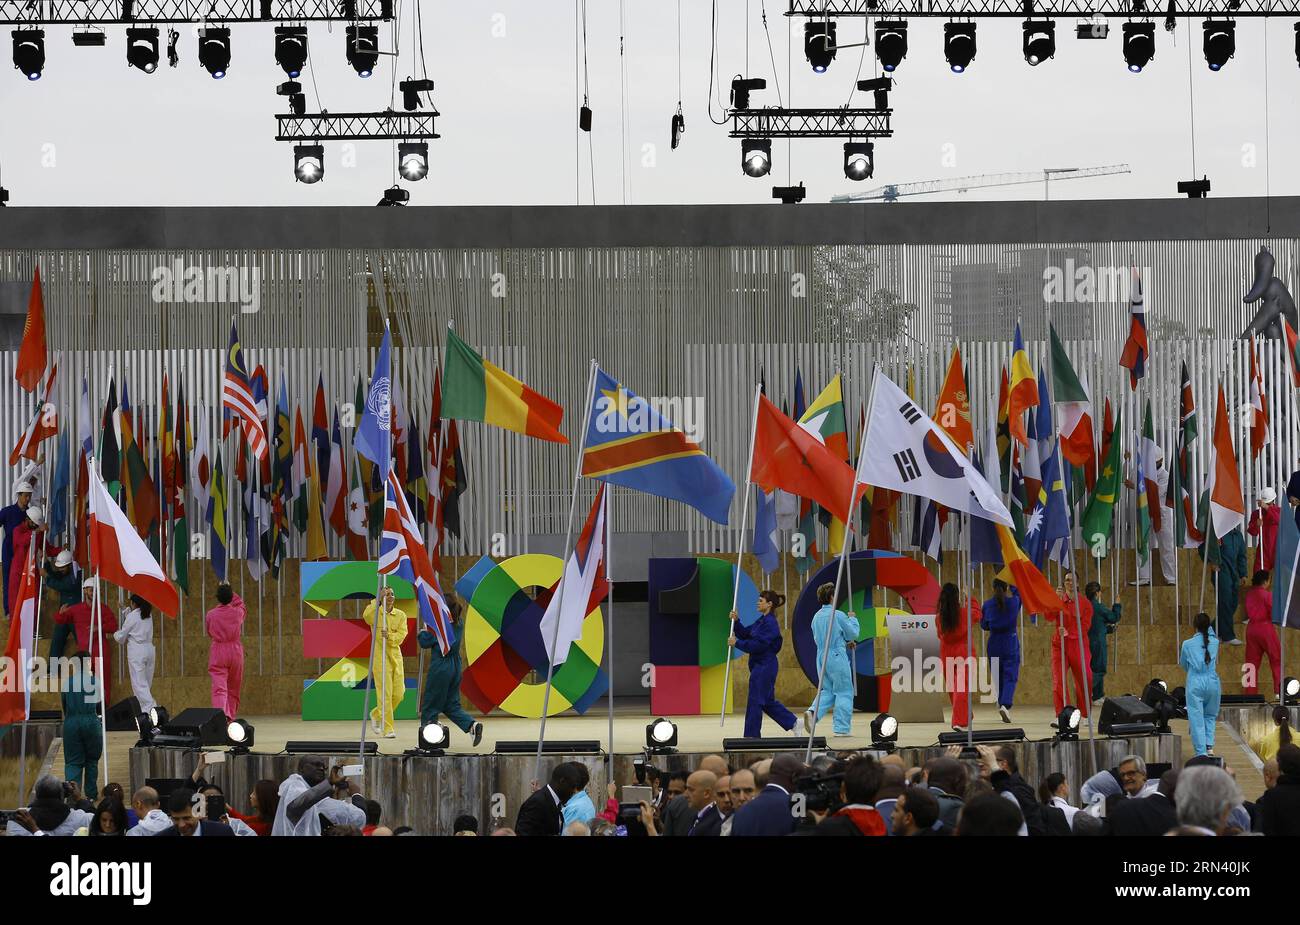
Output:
[
  {"left": 1047, "top": 572, "right": 1093, "bottom": 718},
  {"left": 936, "top": 582, "right": 982, "bottom": 731},
  {"left": 54, "top": 578, "right": 118, "bottom": 707}
]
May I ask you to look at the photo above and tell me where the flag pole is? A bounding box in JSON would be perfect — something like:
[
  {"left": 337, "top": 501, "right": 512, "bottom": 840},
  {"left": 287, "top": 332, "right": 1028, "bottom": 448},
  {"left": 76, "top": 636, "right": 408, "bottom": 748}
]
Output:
[
  {"left": 359, "top": 327, "right": 391, "bottom": 766},
  {"left": 805, "top": 369, "right": 874, "bottom": 765},
  {"left": 534, "top": 359, "right": 599, "bottom": 784},
  {"left": 721, "top": 383, "right": 762, "bottom": 727},
  {"left": 605, "top": 484, "right": 616, "bottom": 766}
]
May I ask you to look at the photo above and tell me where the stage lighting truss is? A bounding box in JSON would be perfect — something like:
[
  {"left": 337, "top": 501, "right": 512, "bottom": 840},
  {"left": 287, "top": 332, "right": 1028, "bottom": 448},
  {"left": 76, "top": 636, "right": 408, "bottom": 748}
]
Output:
[
  {"left": 276, "top": 110, "right": 439, "bottom": 142},
  {"left": 0, "top": 1, "right": 394, "bottom": 25},
  {"left": 728, "top": 106, "right": 892, "bottom": 140},
  {"left": 783, "top": 1, "right": 1300, "bottom": 16}
]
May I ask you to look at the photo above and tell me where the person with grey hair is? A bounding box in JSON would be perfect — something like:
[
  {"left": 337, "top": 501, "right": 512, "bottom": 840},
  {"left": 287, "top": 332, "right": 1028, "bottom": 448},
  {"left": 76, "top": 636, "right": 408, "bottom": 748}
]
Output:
[
  {"left": 1080, "top": 755, "right": 1158, "bottom": 811},
  {"left": 4, "top": 776, "right": 94, "bottom": 836},
  {"left": 127, "top": 786, "right": 172, "bottom": 836},
  {"left": 1175, "top": 765, "right": 1243, "bottom": 835}
]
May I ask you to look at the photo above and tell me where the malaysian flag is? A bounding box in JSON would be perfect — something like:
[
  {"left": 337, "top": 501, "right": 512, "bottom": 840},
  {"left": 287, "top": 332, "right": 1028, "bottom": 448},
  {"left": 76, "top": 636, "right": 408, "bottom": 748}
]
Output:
[
  {"left": 379, "top": 469, "right": 453, "bottom": 654},
  {"left": 222, "top": 320, "right": 268, "bottom": 461}
]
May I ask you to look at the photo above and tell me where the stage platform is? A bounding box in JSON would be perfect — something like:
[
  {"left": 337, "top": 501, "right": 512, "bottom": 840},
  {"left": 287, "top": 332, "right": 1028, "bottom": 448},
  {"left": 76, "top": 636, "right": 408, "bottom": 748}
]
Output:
[{"left": 119, "top": 706, "right": 1184, "bottom": 834}]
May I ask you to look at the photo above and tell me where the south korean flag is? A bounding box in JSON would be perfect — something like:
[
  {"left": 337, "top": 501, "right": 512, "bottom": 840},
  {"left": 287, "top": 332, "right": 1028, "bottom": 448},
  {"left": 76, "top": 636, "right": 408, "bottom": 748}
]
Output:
[{"left": 857, "top": 367, "right": 1014, "bottom": 527}]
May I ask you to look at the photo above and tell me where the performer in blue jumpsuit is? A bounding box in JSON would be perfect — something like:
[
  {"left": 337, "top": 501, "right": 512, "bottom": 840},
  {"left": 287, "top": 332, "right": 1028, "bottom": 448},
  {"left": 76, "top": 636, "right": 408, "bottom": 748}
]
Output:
[
  {"left": 417, "top": 598, "right": 484, "bottom": 746},
  {"left": 803, "top": 582, "right": 860, "bottom": 737},
  {"left": 728, "top": 590, "right": 798, "bottom": 737},
  {"left": 0, "top": 480, "right": 34, "bottom": 616},
  {"left": 980, "top": 579, "right": 1021, "bottom": 724},
  {"left": 1179, "top": 611, "right": 1222, "bottom": 757}
]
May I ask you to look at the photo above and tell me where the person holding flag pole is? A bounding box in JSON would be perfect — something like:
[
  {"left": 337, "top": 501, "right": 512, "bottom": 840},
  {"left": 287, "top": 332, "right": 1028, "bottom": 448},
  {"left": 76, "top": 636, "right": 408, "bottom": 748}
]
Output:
[{"left": 720, "top": 384, "right": 762, "bottom": 726}]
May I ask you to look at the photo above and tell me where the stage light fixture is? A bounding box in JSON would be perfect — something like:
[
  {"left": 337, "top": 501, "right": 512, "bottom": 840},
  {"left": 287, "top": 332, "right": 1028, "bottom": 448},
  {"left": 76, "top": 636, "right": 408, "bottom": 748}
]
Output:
[
  {"left": 1177, "top": 176, "right": 1210, "bottom": 197},
  {"left": 870, "top": 713, "right": 898, "bottom": 748},
  {"left": 0, "top": 184, "right": 8, "bottom": 206},
  {"left": 1122, "top": 21, "right": 1155, "bottom": 72},
  {"left": 225, "top": 719, "right": 254, "bottom": 750},
  {"left": 346, "top": 25, "right": 379, "bottom": 78},
  {"left": 277, "top": 79, "right": 306, "bottom": 116},
  {"left": 400, "top": 77, "right": 434, "bottom": 111},
  {"left": 127, "top": 26, "right": 160, "bottom": 73},
  {"left": 1284, "top": 676, "right": 1300, "bottom": 705},
  {"left": 398, "top": 141, "right": 429, "bottom": 181},
  {"left": 944, "top": 22, "right": 977, "bottom": 73},
  {"left": 874, "top": 20, "right": 908, "bottom": 72},
  {"left": 646, "top": 717, "right": 678, "bottom": 753},
  {"left": 71, "top": 29, "right": 107, "bottom": 47},
  {"left": 12, "top": 29, "right": 44, "bottom": 80},
  {"left": 857, "top": 75, "right": 892, "bottom": 109},
  {"left": 377, "top": 184, "right": 409, "bottom": 206},
  {"left": 805, "top": 20, "right": 837, "bottom": 73},
  {"left": 198, "top": 27, "right": 231, "bottom": 79},
  {"left": 134, "top": 712, "right": 156, "bottom": 745},
  {"left": 1295, "top": 24, "right": 1300, "bottom": 67},
  {"left": 1023, "top": 19, "right": 1055, "bottom": 65},
  {"left": 418, "top": 723, "right": 449, "bottom": 753},
  {"left": 1203, "top": 19, "right": 1235, "bottom": 71},
  {"left": 843, "top": 141, "right": 874, "bottom": 181},
  {"left": 149, "top": 706, "right": 170, "bottom": 729},
  {"left": 167, "top": 28, "right": 179, "bottom": 68},
  {"left": 741, "top": 138, "right": 772, "bottom": 178},
  {"left": 671, "top": 105, "right": 685, "bottom": 149},
  {"left": 773, "top": 183, "right": 806, "bottom": 204},
  {"left": 275, "top": 25, "right": 308, "bottom": 78},
  {"left": 1054, "top": 706, "right": 1081, "bottom": 741},
  {"left": 1076, "top": 16, "right": 1108, "bottom": 39},
  {"left": 294, "top": 144, "right": 325, "bottom": 184},
  {"left": 730, "top": 76, "right": 766, "bottom": 110}
]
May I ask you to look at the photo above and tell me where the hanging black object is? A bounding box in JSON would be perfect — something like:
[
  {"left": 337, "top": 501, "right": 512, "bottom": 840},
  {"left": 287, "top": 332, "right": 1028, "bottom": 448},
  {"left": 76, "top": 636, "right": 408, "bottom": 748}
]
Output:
[
  {"left": 670, "top": 104, "right": 685, "bottom": 150},
  {"left": 579, "top": 98, "right": 593, "bottom": 133}
]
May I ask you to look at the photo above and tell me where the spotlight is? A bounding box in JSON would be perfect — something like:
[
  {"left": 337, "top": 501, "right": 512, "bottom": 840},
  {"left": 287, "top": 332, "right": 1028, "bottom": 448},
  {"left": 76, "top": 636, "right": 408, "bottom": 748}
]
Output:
[
  {"left": 870, "top": 712, "right": 898, "bottom": 748},
  {"left": 71, "top": 29, "right": 107, "bottom": 47},
  {"left": 0, "top": 184, "right": 8, "bottom": 206},
  {"left": 874, "top": 20, "right": 908, "bottom": 72},
  {"left": 277, "top": 79, "right": 306, "bottom": 116},
  {"left": 1284, "top": 676, "right": 1300, "bottom": 705},
  {"left": 1203, "top": 19, "right": 1235, "bottom": 71},
  {"left": 377, "top": 184, "right": 409, "bottom": 206},
  {"left": 805, "top": 20, "right": 837, "bottom": 73},
  {"left": 167, "top": 27, "right": 179, "bottom": 68},
  {"left": 944, "top": 22, "right": 977, "bottom": 73},
  {"left": 225, "top": 719, "right": 254, "bottom": 751},
  {"left": 857, "top": 75, "right": 892, "bottom": 109},
  {"left": 149, "top": 706, "right": 170, "bottom": 729},
  {"left": 294, "top": 144, "right": 325, "bottom": 184},
  {"left": 730, "top": 76, "right": 766, "bottom": 110},
  {"left": 1023, "top": 19, "right": 1055, "bottom": 65},
  {"left": 198, "top": 27, "right": 231, "bottom": 79},
  {"left": 772, "top": 184, "right": 806, "bottom": 204},
  {"left": 1122, "top": 21, "right": 1156, "bottom": 72},
  {"left": 127, "top": 26, "right": 160, "bottom": 73},
  {"left": 346, "top": 24, "right": 379, "bottom": 78},
  {"left": 741, "top": 138, "right": 771, "bottom": 178},
  {"left": 1076, "top": 16, "right": 1108, "bottom": 39},
  {"left": 400, "top": 76, "right": 434, "bottom": 111},
  {"left": 1177, "top": 176, "right": 1210, "bottom": 198},
  {"left": 134, "top": 712, "right": 156, "bottom": 745},
  {"left": 275, "top": 25, "right": 308, "bottom": 78},
  {"left": 418, "top": 722, "right": 449, "bottom": 753},
  {"left": 843, "top": 141, "right": 874, "bottom": 181},
  {"left": 12, "top": 29, "right": 44, "bottom": 80},
  {"left": 646, "top": 717, "right": 678, "bottom": 753},
  {"left": 1053, "top": 705, "right": 1081, "bottom": 741},
  {"left": 398, "top": 141, "right": 429, "bottom": 181}
]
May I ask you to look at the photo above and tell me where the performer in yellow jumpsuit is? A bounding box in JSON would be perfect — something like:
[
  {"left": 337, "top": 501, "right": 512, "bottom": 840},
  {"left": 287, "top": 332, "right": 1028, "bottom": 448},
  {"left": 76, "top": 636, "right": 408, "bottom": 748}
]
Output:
[{"left": 362, "top": 587, "right": 408, "bottom": 738}]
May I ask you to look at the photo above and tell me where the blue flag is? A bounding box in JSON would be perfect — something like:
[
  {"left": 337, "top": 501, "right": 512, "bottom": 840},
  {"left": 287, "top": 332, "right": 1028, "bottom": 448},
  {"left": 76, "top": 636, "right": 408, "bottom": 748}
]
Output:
[
  {"left": 354, "top": 327, "right": 393, "bottom": 480},
  {"left": 580, "top": 367, "right": 735, "bottom": 524},
  {"left": 970, "top": 449, "right": 1002, "bottom": 566},
  {"left": 1274, "top": 497, "right": 1300, "bottom": 629},
  {"left": 753, "top": 487, "right": 779, "bottom": 574},
  {"left": 49, "top": 428, "right": 70, "bottom": 539}
]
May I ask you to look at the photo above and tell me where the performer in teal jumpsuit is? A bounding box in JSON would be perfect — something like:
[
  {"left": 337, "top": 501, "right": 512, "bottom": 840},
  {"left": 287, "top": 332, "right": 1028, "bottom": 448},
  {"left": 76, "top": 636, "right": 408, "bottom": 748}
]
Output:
[
  {"left": 44, "top": 550, "right": 81, "bottom": 660},
  {"left": 804, "top": 582, "right": 860, "bottom": 736},
  {"left": 1084, "top": 581, "right": 1122, "bottom": 703},
  {"left": 1199, "top": 527, "right": 1247, "bottom": 644},
  {"left": 1179, "top": 612, "right": 1222, "bottom": 757},
  {"left": 61, "top": 652, "right": 104, "bottom": 800},
  {"left": 417, "top": 599, "right": 483, "bottom": 746}
]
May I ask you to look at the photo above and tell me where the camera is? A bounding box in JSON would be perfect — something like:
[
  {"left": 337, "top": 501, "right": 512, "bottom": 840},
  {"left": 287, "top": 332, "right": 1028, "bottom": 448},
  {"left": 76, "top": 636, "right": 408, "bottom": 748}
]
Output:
[{"left": 794, "top": 770, "right": 845, "bottom": 816}]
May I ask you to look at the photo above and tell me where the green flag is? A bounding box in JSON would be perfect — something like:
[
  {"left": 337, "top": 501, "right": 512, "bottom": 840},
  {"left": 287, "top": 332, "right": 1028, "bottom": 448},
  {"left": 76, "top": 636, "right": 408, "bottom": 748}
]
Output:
[
  {"left": 1049, "top": 324, "right": 1089, "bottom": 403},
  {"left": 1081, "top": 406, "right": 1123, "bottom": 557}
]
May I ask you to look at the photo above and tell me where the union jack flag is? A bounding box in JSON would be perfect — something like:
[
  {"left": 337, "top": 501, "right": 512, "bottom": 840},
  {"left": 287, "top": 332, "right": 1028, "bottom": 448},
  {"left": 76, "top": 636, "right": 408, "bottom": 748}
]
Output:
[
  {"left": 379, "top": 469, "right": 453, "bottom": 654},
  {"left": 222, "top": 320, "right": 268, "bottom": 461}
]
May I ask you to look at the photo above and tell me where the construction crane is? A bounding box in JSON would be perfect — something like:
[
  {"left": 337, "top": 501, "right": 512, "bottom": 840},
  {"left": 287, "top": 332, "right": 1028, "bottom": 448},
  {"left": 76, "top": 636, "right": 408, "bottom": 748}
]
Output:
[{"left": 830, "top": 164, "right": 1131, "bottom": 203}]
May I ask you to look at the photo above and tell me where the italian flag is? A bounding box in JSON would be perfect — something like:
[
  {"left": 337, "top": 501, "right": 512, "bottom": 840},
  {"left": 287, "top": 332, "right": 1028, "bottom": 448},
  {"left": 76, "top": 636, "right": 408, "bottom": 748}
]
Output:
[
  {"left": 88, "top": 464, "right": 179, "bottom": 617},
  {"left": 442, "top": 328, "right": 568, "bottom": 443}
]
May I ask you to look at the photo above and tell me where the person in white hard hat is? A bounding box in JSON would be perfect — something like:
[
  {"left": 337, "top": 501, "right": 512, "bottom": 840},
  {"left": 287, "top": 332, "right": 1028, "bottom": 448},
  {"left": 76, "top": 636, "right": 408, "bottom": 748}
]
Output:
[
  {"left": 1248, "top": 487, "right": 1281, "bottom": 574},
  {"left": 6, "top": 504, "right": 46, "bottom": 617},
  {"left": 55, "top": 577, "right": 118, "bottom": 706},
  {"left": 114, "top": 594, "right": 157, "bottom": 716},
  {"left": 1, "top": 480, "right": 35, "bottom": 615},
  {"left": 44, "top": 548, "right": 83, "bottom": 659}
]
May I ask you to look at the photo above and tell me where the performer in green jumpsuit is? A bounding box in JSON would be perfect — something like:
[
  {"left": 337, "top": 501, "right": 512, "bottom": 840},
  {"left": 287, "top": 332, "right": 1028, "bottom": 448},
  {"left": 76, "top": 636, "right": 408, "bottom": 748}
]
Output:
[
  {"left": 418, "top": 599, "right": 483, "bottom": 746},
  {"left": 61, "top": 652, "right": 103, "bottom": 801}
]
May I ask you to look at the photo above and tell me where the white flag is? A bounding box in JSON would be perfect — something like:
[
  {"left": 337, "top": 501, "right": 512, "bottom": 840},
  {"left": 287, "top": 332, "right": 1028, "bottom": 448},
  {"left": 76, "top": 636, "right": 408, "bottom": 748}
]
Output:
[{"left": 858, "top": 367, "right": 1013, "bottom": 527}]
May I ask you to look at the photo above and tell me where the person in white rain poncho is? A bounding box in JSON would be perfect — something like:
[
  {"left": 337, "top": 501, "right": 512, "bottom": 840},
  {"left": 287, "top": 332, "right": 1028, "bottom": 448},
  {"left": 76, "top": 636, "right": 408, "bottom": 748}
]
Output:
[
  {"left": 271, "top": 756, "right": 368, "bottom": 836},
  {"left": 113, "top": 594, "right": 157, "bottom": 716}
]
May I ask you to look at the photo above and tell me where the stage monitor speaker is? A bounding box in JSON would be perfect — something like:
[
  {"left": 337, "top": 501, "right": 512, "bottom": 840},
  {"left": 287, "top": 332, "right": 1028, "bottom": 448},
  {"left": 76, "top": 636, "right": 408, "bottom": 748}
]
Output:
[
  {"left": 937, "top": 728, "right": 1026, "bottom": 746},
  {"left": 1221, "top": 694, "right": 1266, "bottom": 705},
  {"left": 162, "top": 707, "right": 227, "bottom": 745},
  {"left": 284, "top": 740, "right": 379, "bottom": 755},
  {"left": 105, "top": 697, "right": 141, "bottom": 731},
  {"left": 723, "top": 736, "right": 827, "bottom": 751},
  {"left": 494, "top": 740, "right": 601, "bottom": 755},
  {"left": 1098, "top": 695, "right": 1156, "bottom": 734}
]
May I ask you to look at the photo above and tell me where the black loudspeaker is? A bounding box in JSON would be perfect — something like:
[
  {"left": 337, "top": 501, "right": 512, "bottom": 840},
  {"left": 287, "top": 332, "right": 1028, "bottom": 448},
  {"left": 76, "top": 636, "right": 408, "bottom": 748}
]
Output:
[
  {"left": 162, "top": 708, "right": 228, "bottom": 745},
  {"left": 1098, "top": 695, "right": 1157, "bottom": 734},
  {"left": 105, "top": 697, "right": 141, "bottom": 731}
]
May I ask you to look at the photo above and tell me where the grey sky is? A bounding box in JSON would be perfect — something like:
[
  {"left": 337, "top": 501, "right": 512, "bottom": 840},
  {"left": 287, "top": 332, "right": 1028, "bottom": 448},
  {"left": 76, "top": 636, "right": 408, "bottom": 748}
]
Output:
[{"left": 0, "top": 1, "right": 1295, "bottom": 206}]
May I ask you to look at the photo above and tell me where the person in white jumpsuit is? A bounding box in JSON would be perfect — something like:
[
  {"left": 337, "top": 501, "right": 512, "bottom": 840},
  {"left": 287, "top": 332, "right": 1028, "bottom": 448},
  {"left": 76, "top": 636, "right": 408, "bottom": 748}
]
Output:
[{"left": 113, "top": 594, "right": 156, "bottom": 715}]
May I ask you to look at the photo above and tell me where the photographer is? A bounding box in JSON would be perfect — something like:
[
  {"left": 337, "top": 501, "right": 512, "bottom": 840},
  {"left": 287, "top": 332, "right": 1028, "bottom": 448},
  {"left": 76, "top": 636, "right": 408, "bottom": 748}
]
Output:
[
  {"left": 271, "top": 756, "right": 368, "bottom": 836},
  {"left": 812, "top": 755, "right": 886, "bottom": 836},
  {"left": 4, "top": 776, "right": 94, "bottom": 836},
  {"left": 791, "top": 758, "right": 846, "bottom": 836}
]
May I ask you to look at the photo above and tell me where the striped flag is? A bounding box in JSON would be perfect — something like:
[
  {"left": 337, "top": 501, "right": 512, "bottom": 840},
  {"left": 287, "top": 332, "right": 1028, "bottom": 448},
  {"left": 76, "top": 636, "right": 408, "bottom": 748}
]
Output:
[
  {"left": 1008, "top": 322, "right": 1038, "bottom": 447},
  {"left": 1118, "top": 266, "right": 1149, "bottom": 390},
  {"left": 1170, "top": 360, "right": 1204, "bottom": 548},
  {"left": 1208, "top": 385, "right": 1245, "bottom": 539},
  {"left": 539, "top": 484, "right": 608, "bottom": 666},
  {"left": 379, "top": 470, "right": 454, "bottom": 655},
  {"left": 0, "top": 544, "right": 39, "bottom": 723},
  {"left": 1283, "top": 317, "right": 1300, "bottom": 388},
  {"left": 9, "top": 363, "right": 58, "bottom": 465},
  {"left": 221, "top": 320, "right": 268, "bottom": 461}
]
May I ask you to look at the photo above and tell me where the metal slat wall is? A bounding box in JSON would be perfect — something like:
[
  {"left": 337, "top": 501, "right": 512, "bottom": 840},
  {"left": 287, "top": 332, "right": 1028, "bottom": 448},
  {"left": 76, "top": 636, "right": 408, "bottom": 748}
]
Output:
[{"left": 3, "top": 236, "right": 1296, "bottom": 578}]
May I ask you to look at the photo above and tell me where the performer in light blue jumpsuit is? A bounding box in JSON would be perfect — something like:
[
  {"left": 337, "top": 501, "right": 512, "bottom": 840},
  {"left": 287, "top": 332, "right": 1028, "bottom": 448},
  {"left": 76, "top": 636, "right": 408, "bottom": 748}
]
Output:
[
  {"left": 728, "top": 590, "right": 798, "bottom": 737},
  {"left": 803, "top": 582, "right": 860, "bottom": 736},
  {"left": 980, "top": 579, "right": 1021, "bottom": 724},
  {"left": 1179, "top": 611, "right": 1222, "bottom": 757}
]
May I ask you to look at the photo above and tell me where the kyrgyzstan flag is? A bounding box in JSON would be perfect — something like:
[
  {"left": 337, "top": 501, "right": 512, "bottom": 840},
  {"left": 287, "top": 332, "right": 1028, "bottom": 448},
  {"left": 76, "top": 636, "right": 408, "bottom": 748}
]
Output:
[
  {"left": 0, "top": 545, "right": 40, "bottom": 723},
  {"left": 88, "top": 464, "right": 179, "bottom": 617},
  {"left": 15, "top": 266, "right": 47, "bottom": 393},
  {"left": 1208, "top": 385, "right": 1245, "bottom": 540},
  {"left": 751, "top": 394, "right": 865, "bottom": 525}
]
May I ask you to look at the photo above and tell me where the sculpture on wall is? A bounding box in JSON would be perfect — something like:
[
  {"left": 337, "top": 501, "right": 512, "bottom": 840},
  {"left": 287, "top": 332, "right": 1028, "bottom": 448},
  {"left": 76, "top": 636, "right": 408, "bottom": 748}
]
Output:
[{"left": 1242, "top": 245, "right": 1297, "bottom": 340}]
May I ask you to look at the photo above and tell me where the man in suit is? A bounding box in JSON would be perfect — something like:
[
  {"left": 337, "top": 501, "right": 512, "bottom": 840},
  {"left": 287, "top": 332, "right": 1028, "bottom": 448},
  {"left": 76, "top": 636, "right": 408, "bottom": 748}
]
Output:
[
  {"left": 515, "top": 763, "right": 582, "bottom": 836},
  {"left": 157, "top": 789, "right": 237, "bottom": 837},
  {"left": 1106, "top": 770, "right": 1179, "bottom": 836},
  {"left": 730, "top": 753, "right": 806, "bottom": 836},
  {"left": 685, "top": 770, "right": 722, "bottom": 836}
]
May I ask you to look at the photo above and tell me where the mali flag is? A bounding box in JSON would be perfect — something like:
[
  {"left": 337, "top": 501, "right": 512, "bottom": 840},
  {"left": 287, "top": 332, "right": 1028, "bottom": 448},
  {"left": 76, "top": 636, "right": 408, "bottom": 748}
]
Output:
[
  {"left": 442, "top": 328, "right": 567, "bottom": 443},
  {"left": 582, "top": 367, "right": 734, "bottom": 524}
]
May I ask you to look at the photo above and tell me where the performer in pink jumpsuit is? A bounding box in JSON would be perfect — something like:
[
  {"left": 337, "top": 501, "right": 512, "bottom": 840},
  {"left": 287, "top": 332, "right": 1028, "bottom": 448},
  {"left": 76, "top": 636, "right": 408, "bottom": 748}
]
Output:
[{"left": 204, "top": 583, "right": 246, "bottom": 720}]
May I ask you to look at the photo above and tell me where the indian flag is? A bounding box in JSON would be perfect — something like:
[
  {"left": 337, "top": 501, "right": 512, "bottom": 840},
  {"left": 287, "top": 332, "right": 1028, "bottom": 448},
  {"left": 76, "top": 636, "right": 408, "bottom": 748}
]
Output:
[{"left": 442, "top": 328, "right": 568, "bottom": 443}]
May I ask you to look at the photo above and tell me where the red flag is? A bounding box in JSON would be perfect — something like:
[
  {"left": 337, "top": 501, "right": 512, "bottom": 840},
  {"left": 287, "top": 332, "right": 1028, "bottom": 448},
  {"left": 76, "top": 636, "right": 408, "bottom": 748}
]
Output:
[
  {"left": 0, "top": 544, "right": 40, "bottom": 723},
  {"left": 750, "top": 394, "right": 865, "bottom": 525},
  {"left": 15, "top": 266, "right": 47, "bottom": 393},
  {"left": 9, "top": 364, "right": 58, "bottom": 465},
  {"left": 88, "top": 466, "right": 179, "bottom": 616},
  {"left": 1118, "top": 267, "right": 1148, "bottom": 390},
  {"left": 995, "top": 523, "right": 1063, "bottom": 616},
  {"left": 1284, "top": 318, "right": 1300, "bottom": 388}
]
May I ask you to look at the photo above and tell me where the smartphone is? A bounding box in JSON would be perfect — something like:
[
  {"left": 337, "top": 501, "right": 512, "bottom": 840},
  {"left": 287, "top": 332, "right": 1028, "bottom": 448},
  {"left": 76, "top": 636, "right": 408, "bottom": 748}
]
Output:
[
  {"left": 621, "top": 785, "right": 652, "bottom": 805},
  {"left": 341, "top": 764, "right": 364, "bottom": 778},
  {"left": 205, "top": 795, "right": 226, "bottom": 820},
  {"left": 204, "top": 751, "right": 226, "bottom": 765}
]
